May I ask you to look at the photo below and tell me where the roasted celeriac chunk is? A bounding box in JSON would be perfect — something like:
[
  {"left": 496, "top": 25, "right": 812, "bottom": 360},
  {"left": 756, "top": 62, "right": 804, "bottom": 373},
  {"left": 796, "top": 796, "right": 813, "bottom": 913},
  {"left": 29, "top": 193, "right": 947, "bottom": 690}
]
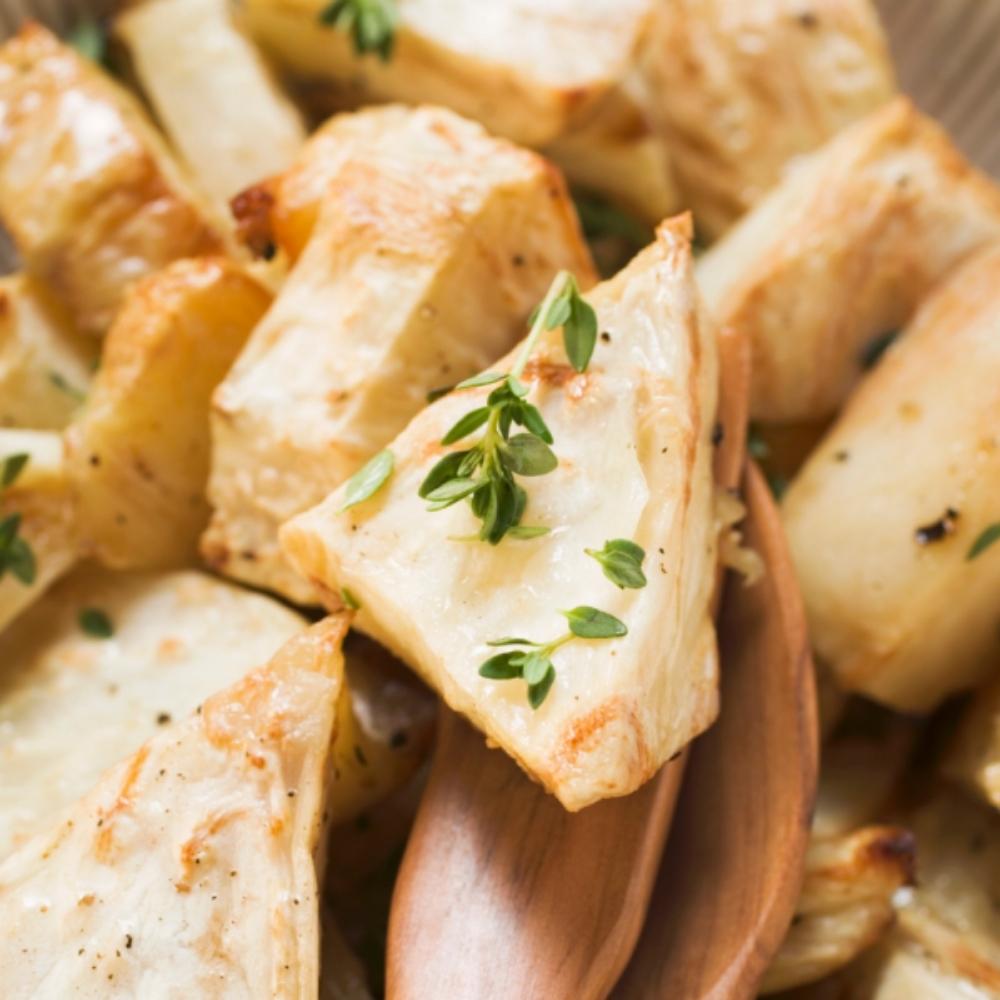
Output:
[
  {"left": 238, "top": 0, "right": 655, "bottom": 149},
  {"left": 117, "top": 0, "right": 307, "bottom": 204},
  {"left": 761, "top": 825, "right": 916, "bottom": 995},
  {"left": 698, "top": 98, "right": 1000, "bottom": 424},
  {"left": 0, "top": 615, "right": 349, "bottom": 996},
  {"left": 783, "top": 243, "right": 1000, "bottom": 713},
  {"left": 644, "top": 0, "right": 895, "bottom": 240},
  {"left": 66, "top": 257, "right": 272, "bottom": 570},
  {"left": 0, "top": 566, "right": 305, "bottom": 859},
  {"left": 204, "top": 105, "right": 595, "bottom": 604},
  {"left": 0, "top": 274, "right": 95, "bottom": 430},
  {"left": 282, "top": 219, "right": 719, "bottom": 811},
  {"left": 945, "top": 674, "right": 1000, "bottom": 812},
  {"left": 0, "top": 430, "right": 78, "bottom": 633},
  {"left": 0, "top": 24, "right": 226, "bottom": 335}
]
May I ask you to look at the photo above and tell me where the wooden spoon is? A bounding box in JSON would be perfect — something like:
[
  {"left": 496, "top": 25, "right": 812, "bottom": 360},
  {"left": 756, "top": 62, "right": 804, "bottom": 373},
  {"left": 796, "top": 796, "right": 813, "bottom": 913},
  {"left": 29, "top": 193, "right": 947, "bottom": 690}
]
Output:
[
  {"left": 386, "top": 321, "right": 750, "bottom": 1000},
  {"left": 612, "top": 462, "right": 818, "bottom": 999}
]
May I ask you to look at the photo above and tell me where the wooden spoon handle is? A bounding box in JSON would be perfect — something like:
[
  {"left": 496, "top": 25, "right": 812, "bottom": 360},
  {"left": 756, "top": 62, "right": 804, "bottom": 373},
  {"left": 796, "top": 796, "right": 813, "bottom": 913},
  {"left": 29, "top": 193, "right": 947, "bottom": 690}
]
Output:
[{"left": 612, "top": 464, "right": 818, "bottom": 1000}]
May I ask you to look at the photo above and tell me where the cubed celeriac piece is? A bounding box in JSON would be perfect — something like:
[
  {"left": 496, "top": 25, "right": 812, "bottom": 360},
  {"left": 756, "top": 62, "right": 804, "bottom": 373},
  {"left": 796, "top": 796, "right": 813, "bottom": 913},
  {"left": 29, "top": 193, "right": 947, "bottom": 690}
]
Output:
[
  {"left": 0, "top": 430, "right": 78, "bottom": 633},
  {"left": 945, "top": 674, "right": 1000, "bottom": 811},
  {"left": 66, "top": 257, "right": 272, "bottom": 570},
  {"left": 761, "top": 825, "right": 916, "bottom": 995},
  {"left": 644, "top": 0, "right": 895, "bottom": 240},
  {"left": 782, "top": 243, "right": 1000, "bottom": 713},
  {"left": 0, "top": 24, "right": 227, "bottom": 335},
  {"left": 0, "top": 566, "right": 304, "bottom": 860},
  {"left": 0, "top": 274, "right": 96, "bottom": 430},
  {"left": 117, "top": 0, "right": 307, "bottom": 205},
  {"left": 0, "top": 615, "right": 351, "bottom": 995},
  {"left": 0, "top": 565, "right": 435, "bottom": 863},
  {"left": 282, "top": 219, "right": 719, "bottom": 811},
  {"left": 833, "top": 789, "right": 1000, "bottom": 999},
  {"left": 697, "top": 98, "right": 1000, "bottom": 424},
  {"left": 238, "top": 0, "right": 655, "bottom": 149},
  {"left": 204, "top": 104, "right": 595, "bottom": 604}
]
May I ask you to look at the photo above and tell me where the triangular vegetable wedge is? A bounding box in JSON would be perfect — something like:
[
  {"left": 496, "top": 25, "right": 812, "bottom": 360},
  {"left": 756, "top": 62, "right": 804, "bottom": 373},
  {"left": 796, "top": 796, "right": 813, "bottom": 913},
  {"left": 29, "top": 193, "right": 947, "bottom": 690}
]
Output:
[
  {"left": 0, "top": 615, "right": 348, "bottom": 995},
  {"left": 283, "top": 218, "right": 719, "bottom": 811}
]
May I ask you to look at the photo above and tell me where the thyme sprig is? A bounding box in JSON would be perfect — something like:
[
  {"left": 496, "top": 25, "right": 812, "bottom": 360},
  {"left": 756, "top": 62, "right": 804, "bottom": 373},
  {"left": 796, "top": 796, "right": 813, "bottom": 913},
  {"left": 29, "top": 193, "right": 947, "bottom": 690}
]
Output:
[
  {"left": 318, "top": 0, "right": 397, "bottom": 60},
  {"left": 585, "top": 538, "right": 647, "bottom": 589},
  {"left": 479, "top": 606, "right": 627, "bottom": 709},
  {"left": 418, "top": 271, "right": 597, "bottom": 545},
  {"left": 0, "top": 453, "right": 35, "bottom": 586}
]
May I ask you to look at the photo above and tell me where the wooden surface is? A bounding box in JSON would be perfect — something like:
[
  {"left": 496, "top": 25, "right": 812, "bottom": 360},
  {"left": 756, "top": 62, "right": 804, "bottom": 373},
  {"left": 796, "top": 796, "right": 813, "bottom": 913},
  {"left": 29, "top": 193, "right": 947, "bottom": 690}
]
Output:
[
  {"left": 386, "top": 320, "right": 753, "bottom": 1000},
  {"left": 612, "top": 463, "right": 818, "bottom": 1000}
]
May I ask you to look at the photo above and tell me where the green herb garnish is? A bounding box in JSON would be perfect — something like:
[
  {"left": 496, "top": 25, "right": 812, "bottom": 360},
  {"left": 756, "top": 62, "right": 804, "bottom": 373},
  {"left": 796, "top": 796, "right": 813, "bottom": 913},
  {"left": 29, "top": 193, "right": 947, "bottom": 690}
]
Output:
[
  {"left": 418, "top": 271, "right": 596, "bottom": 545},
  {"left": 79, "top": 607, "right": 113, "bottom": 638},
  {"left": 340, "top": 586, "right": 361, "bottom": 610},
  {"left": 318, "top": 0, "right": 397, "bottom": 60},
  {"left": 967, "top": 523, "right": 1000, "bottom": 561},
  {"left": 0, "top": 452, "right": 35, "bottom": 586},
  {"left": 339, "top": 449, "right": 394, "bottom": 513},
  {"left": 585, "top": 539, "right": 647, "bottom": 589},
  {"left": 68, "top": 19, "right": 108, "bottom": 65},
  {"left": 479, "top": 606, "right": 627, "bottom": 709}
]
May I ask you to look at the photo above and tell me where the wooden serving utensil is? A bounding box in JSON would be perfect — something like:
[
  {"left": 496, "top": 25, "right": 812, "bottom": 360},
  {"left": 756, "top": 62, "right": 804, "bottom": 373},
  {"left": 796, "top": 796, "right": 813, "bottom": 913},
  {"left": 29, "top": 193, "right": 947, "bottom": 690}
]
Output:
[
  {"left": 613, "top": 462, "right": 818, "bottom": 1000},
  {"left": 386, "top": 321, "right": 750, "bottom": 1000}
]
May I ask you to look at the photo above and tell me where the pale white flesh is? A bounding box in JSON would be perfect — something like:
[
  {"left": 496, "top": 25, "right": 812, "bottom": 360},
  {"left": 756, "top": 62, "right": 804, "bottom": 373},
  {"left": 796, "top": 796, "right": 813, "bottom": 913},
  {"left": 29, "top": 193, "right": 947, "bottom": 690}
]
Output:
[
  {"left": 117, "top": 0, "right": 307, "bottom": 204},
  {"left": 283, "top": 219, "right": 719, "bottom": 811},
  {"left": 0, "top": 566, "right": 306, "bottom": 860},
  {"left": 204, "top": 105, "right": 594, "bottom": 604},
  {"left": 0, "top": 616, "right": 349, "bottom": 999},
  {"left": 239, "top": 0, "right": 655, "bottom": 147},
  {"left": 783, "top": 243, "right": 1000, "bottom": 713}
]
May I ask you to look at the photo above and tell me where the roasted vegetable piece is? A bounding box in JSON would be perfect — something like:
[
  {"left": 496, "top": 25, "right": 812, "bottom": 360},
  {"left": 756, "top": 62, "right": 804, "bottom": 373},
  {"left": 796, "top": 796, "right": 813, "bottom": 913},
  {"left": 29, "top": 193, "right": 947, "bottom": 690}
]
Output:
[
  {"left": 205, "top": 105, "right": 595, "bottom": 604},
  {"left": 0, "top": 615, "right": 350, "bottom": 995},
  {"left": 0, "top": 24, "right": 227, "bottom": 334},
  {"left": 282, "top": 218, "right": 719, "bottom": 811},
  {"left": 783, "top": 243, "right": 1000, "bottom": 712},
  {"left": 117, "top": 0, "right": 307, "bottom": 204},
  {"left": 66, "top": 257, "right": 272, "bottom": 570},
  {"left": 644, "top": 0, "right": 895, "bottom": 239},
  {"left": 945, "top": 674, "right": 1000, "bottom": 812},
  {"left": 698, "top": 98, "right": 1000, "bottom": 423},
  {"left": 238, "top": 0, "right": 655, "bottom": 149},
  {"left": 0, "top": 566, "right": 305, "bottom": 860},
  {"left": 0, "top": 274, "right": 96, "bottom": 430},
  {"left": 0, "top": 429, "right": 78, "bottom": 633}
]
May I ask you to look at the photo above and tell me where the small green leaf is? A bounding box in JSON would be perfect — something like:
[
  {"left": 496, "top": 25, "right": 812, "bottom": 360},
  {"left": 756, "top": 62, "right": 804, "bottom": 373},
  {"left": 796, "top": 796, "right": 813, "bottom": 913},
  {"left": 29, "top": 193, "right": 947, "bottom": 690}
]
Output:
[
  {"left": 49, "top": 371, "right": 86, "bottom": 404},
  {"left": 478, "top": 652, "right": 524, "bottom": 680},
  {"left": 507, "top": 525, "right": 550, "bottom": 539},
  {"left": 455, "top": 371, "right": 505, "bottom": 390},
  {"left": 339, "top": 450, "right": 394, "bottom": 513},
  {"left": 424, "top": 477, "right": 480, "bottom": 506},
  {"left": 528, "top": 665, "right": 557, "bottom": 710},
  {"left": 503, "top": 434, "right": 558, "bottom": 476},
  {"left": 1, "top": 453, "right": 29, "bottom": 488},
  {"left": 441, "top": 406, "right": 491, "bottom": 445},
  {"left": 514, "top": 402, "right": 553, "bottom": 444},
  {"left": 418, "top": 450, "right": 472, "bottom": 499},
  {"left": 0, "top": 513, "right": 20, "bottom": 548},
  {"left": 521, "top": 650, "right": 552, "bottom": 686},
  {"left": 543, "top": 293, "right": 572, "bottom": 331},
  {"left": 486, "top": 637, "right": 538, "bottom": 647},
  {"left": 5, "top": 536, "right": 35, "bottom": 585},
  {"left": 968, "top": 523, "right": 1000, "bottom": 561},
  {"left": 79, "top": 607, "right": 113, "bottom": 638},
  {"left": 507, "top": 376, "right": 529, "bottom": 398},
  {"left": 563, "top": 606, "right": 628, "bottom": 639},
  {"left": 340, "top": 587, "right": 361, "bottom": 610},
  {"left": 586, "top": 539, "right": 647, "bottom": 589},
  {"left": 318, "top": 0, "right": 396, "bottom": 60},
  {"left": 564, "top": 294, "right": 598, "bottom": 373},
  {"left": 68, "top": 19, "right": 107, "bottom": 64}
]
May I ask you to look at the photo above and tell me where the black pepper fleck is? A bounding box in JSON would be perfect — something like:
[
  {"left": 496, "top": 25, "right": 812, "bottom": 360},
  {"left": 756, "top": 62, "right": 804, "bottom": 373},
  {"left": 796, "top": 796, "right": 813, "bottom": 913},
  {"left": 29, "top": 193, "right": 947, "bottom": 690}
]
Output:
[{"left": 915, "top": 508, "right": 959, "bottom": 546}]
